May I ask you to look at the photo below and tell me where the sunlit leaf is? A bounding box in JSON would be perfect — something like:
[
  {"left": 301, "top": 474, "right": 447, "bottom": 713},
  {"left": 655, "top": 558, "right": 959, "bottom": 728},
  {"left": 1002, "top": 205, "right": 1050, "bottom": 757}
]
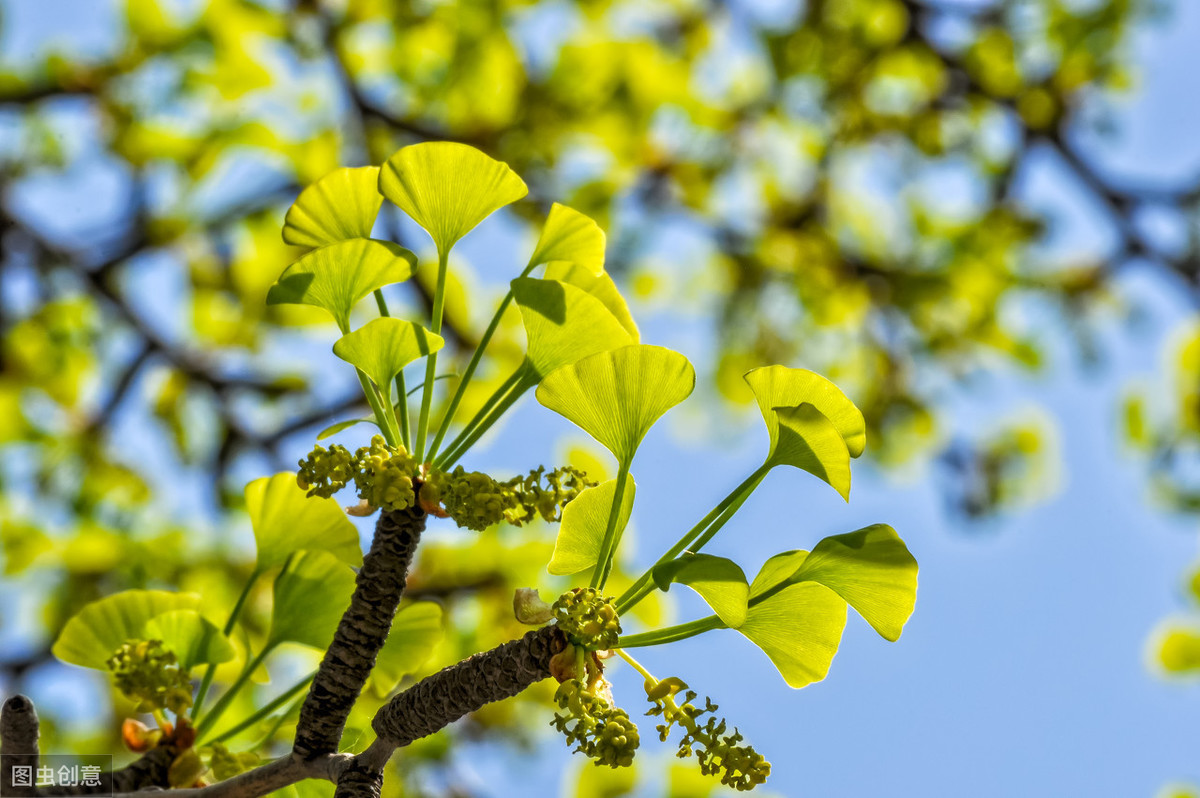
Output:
[
  {"left": 52, "top": 590, "right": 201, "bottom": 670},
  {"left": 268, "top": 550, "right": 357, "bottom": 650},
  {"left": 529, "top": 203, "right": 605, "bottom": 275},
  {"left": 379, "top": 142, "right": 527, "bottom": 256},
  {"left": 367, "top": 602, "right": 444, "bottom": 697},
  {"left": 738, "top": 581, "right": 846, "bottom": 689},
  {"left": 245, "top": 473, "right": 362, "bottom": 571},
  {"left": 549, "top": 477, "right": 637, "bottom": 575},
  {"left": 282, "top": 166, "right": 383, "bottom": 250},
  {"left": 744, "top": 365, "right": 867, "bottom": 458},
  {"left": 770, "top": 403, "right": 852, "bottom": 500},
  {"left": 266, "top": 239, "right": 416, "bottom": 331},
  {"left": 512, "top": 277, "right": 632, "bottom": 384},
  {"left": 316, "top": 417, "right": 378, "bottom": 440},
  {"left": 652, "top": 553, "right": 749, "bottom": 628},
  {"left": 143, "top": 609, "right": 236, "bottom": 670},
  {"left": 332, "top": 317, "right": 444, "bottom": 403},
  {"left": 1156, "top": 624, "right": 1200, "bottom": 674},
  {"left": 543, "top": 261, "right": 639, "bottom": 343},
  {"left": 536, "top": 345, "right": 695, "bottom": 464}
]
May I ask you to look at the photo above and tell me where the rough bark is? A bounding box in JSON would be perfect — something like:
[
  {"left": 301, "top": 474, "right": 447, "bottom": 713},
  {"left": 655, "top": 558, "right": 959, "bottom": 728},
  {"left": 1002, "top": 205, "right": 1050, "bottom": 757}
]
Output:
[
  {"left": 330, "top": 760, "right": 380, "bottom": 798},
  {"left": 2, "top": 695, "right": 39, "bottom": 797},
  {"left": 293, "top": 506, "right": 426, "bottom": 759}
]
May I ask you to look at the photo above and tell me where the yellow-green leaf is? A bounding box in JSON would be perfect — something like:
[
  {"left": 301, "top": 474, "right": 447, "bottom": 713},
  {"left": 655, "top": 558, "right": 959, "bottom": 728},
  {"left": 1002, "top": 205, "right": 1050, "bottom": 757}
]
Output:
[
  {"left": 770, "top": 403, "right": 852, "bottom": 500},
  {"left": 245, "top": 473, "right": 362, "bottom": 571},
  {"left": 52, "top": 590, "right": 202, "bottom": 670},
  {"left": 512, "top": 277, "right": 633, "bottom": 383},
  {"left": 549, "top": 477, "right": 637, "bottom": 575},
  {"left": 744, "top": 365, "right": 867, "bottom": 458},
  {"left": 332, "top": 317, "right": 444, "bottom": 404},
  {"left": 536, "top": 344, "right": 695, "bottom": 465},
  {"left": 266, "top": 239, "right": 416, "bottom": 331},
  {"left": 652, "top": 554, "right": 749, "bottom": 628},
  {"left": 379, "top": 142, "right": 527, "bottom": 256},
  {"left": 529, "top": 203, "right": 606, "bottom": 275},
  {"left": 738, "top": 581, "right": 847, "bottom": 689},
  {"left": 543, "top": 261, "right": 639, "bottom": 343},
  {"left": 268, "top": 550, "right": 356, "bottom": 650},
  {"left": 143, "top": 609, "right": 236, "bottom": 670},
  {"left": 282, "top": 166, "right": 383, "bottom": 250}
]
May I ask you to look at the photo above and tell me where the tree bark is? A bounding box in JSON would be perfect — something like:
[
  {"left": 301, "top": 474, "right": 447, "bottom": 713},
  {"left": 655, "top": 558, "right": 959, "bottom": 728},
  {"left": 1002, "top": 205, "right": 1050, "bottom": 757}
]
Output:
[
  {"left": 2, "top": 695, "right": 39, "bottom": 797},
  {"left": 293, "top": 506, "right": 425, "bottom": 759}
]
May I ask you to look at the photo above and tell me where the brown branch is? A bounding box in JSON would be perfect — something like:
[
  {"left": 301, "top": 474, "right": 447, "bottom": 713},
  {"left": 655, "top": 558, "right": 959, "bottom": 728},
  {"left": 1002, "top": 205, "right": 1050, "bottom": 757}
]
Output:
[{"left": 2, "top": 695, "right": 39, "bottom": 797}]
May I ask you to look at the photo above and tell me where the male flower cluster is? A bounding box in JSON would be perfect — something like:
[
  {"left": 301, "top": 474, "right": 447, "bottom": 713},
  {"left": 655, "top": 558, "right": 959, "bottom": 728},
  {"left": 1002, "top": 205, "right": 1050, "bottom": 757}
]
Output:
[
  {"left": 106, "top": 640, "right": 193, "bottom": 715},
  {"left": 551, "top": 678, "right": 640, "bottom": 768},
  {"left": 552, "top": 587, "right": 621, "bottom": 650}
]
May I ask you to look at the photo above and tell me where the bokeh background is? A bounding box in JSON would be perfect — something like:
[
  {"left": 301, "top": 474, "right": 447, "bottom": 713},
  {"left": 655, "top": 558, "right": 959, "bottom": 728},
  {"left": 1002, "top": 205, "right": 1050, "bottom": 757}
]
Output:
[{"left": 3, "top": 0, "right": 1200, "bottom": 795}]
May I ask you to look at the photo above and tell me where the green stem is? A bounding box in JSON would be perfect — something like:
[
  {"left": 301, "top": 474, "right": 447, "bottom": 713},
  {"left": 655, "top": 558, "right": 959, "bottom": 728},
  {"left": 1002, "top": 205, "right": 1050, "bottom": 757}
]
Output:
[
  {"left": 356, "top": 368, "right": 398, "bottom": 447},
  {"left": 249, "top": 693, "right": 307, "bottom": 750},
  {"left": 203, "top": 670, "right": 316, "bottom": 745},
  {"left": 590, "top": 461, "right": 631, "bottom": 591},
  {"left": 614, "top": 465, "right": 769, "bottom": 614},
  {"left": 617, "top": 616, "right": 726, "bottom": 649},
  {"left": 373, "top": 289, "right": 411, "bottom": 449},
  {"left": 415, "top": 250, "right": 450, "bottom": 461},
  {"left": 193, "top": 567, "right": 261, "bottom": 721},
  {"left": 195, "top": 645, "right": 272, "bottom": 736},
  {"left": 435, "top": 367, "right": 523, "bottom": 465},
  {"left": 435, "top": 370, "right": 529, "bottom": 469}
]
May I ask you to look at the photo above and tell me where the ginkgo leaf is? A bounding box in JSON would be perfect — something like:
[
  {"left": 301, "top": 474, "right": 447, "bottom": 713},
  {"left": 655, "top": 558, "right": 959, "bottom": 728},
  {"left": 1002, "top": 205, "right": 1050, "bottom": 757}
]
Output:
[
  {"left": 245, "top": 474, "right": 362, "bottom": 571},
  {"left": 536, "top": 345, "right": 695, "bottom": 465},
  {"left": 316, "top": 417, "right": 379, "bottom": 440},
  {"left": 512, "top": 278, "right": 632, "bottom": 384},
  {"left": 52, "top": 590, "right": 202, "bottom": 670},
  {"left": 738, "top": 581, "right": 847, "bottom": 689},
  {"left": 652, "top": 554, "right": 749, "bottom": 628},
  {"left": 529, "top": 203, "right": 606, "bottom": 275},
  {"left": 266, "top": 238, "right": 416, "bottom": 331},
  {"left": 770, "top": 403, "right": 852, "bottom": 500},
  {"left": 268, "top": 550, "right": 357, "bottom": 650},
  {"left": 543, "top": 261, "right": 639, "bottom": 343},
  {"left": 549, "top": 477, "right": 637, "bottom": 575},
  {"left": 282, "top": 166, "right": 383, "bottom": 249},
  {"left": 332, "top": 317, "right": 444, "bottom": 403},
  {"left": 367, "top": 602, "right": 445, "bottom": 697},
  {"left": 143, "top": 609, "right": 236, "bottom": 670},
  {"left": 379, "top": 142, "right": 527, "bottom": 256},
  {"left": 744, "top": 366, "right": 867, "bottom": 458},
  {"left": 789, "top": 525, "right": 917, "bottom": 642}
]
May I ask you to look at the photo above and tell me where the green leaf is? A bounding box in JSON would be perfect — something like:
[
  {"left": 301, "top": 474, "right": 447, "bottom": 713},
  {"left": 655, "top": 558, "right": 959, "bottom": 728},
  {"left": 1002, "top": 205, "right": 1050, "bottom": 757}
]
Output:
[
  {"left": 770, "top": 403, "right": 852, "bottom": 500},
  {"left": 367, "top": 602, "right": 444, "bottom": 697},
  {"left": 536, "top": 344, "right": 695, "bottom": 464},
  {"left": 543, "top": 261, "right": 639, "bottom": 343},
  {"left": 266, "top": 238, "right": 417, "bottom": 331},
  {"left": 52, "top": 590, "right": 202, "bottom": 670},
  {"left": 738, "top": 581, "right": 847, "bottom": 689},
  {"left": 282, "top": 166, "right": 383, "bottom": 250},
  {"left": 1157, "top": 625, "right": 1200, "bottom": 674},
  {"left": 245, "top": 473, "right": 362, "bottom": 571},
  {"left": 789, "top": 525, "right": 918, "bottom": 642},
  {"left": 548, "top": 477, "right": 637, "bottom": 575},
  {"left": 512, "top": 277, "right": 633, "bottom": 383},
  {"left": 529, "top": 203, "right": 606, "bottom": 275},
  {"left": 744, "top": 365, "right": 867, "bottom": 458},
  {"left": 268, "top": 550, "right": 357, "bottom": 650},
  {"left": 652, "top": 554, "right": 749, "bottom": 628},
  {"left": 143, "top": 609, "right": 236, "bottom": 670},
  {"left": 332, "top": 317, "right": 444, "bottom": 403},
  {"left": 316, "top": 417, "right": 378, "bottom": 441},
  {"left": 379, "top": 142, "right": 527, "bottom": 256}
]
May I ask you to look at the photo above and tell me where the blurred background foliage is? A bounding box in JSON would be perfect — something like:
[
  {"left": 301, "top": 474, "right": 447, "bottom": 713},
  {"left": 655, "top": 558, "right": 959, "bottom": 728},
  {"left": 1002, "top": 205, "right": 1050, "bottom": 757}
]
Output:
[{"left": 4, "top": 0, "right": 1200, "bottom": 795}]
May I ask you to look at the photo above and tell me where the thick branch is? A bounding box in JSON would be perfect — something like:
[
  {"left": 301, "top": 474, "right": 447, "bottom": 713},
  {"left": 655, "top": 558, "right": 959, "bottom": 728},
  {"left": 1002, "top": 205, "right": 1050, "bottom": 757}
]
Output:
[
  {"left": 2, "top": 695, "right": 39, "bottom": 797},
  {"left": 292, "top": 506, "right": 426, "bottom": 758}
]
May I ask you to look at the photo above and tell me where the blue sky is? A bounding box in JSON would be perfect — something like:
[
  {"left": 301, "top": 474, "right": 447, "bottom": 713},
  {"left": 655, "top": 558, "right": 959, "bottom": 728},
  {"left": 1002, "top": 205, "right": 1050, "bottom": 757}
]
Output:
[{"left": 4, "top": 1, "right": 1200, "bottom": 796}]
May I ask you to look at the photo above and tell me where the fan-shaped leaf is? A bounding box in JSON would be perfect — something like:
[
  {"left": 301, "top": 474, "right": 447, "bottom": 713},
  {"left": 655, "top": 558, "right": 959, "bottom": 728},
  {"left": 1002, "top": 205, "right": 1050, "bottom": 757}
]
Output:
[
  {"left": 266, "top": 239, "right": 416, "bottom": 331},
  {"left": 282, "top": 166, "right": 383, "bottom": 249},
  {"left": 771, "top": 403, "right": 852, "bottom": 500},
  {"left": 143, "top": 609, "right": 236, "bottom": 670},
  {"left": 738, "top": 582, "right": 846, "bottom": 689},
  {"left": 52, "top": 590, "right": 202, "bottom": 670},
  {"left": 543, "top": 262, "right": 639, "bottom": 343},
  {"left": 379, "top": 142, "right": 527, "bottom": 256},
  {"left": 744, "top": 366, "right": 867, "bottom": 458},
  {"left": 367, "top": 602, "right": 444, "bottom": 697},
  {"left": 268, "top": 550, "right": 357, "bottom": 650},
  {"left": 529, "top": 203, "right": 606, "bottom": 275},
  {"left": 652, "top": 554, "right": 749, "bottom": 628},
  {"left": 536, "top": 345, "right": 695, "bottom": 465},
  {"left": 549, "top": 477, "right": 637, "bottom": 575},
  {"left": 512, "top": 278, "right": 632, "bottom": 383},
  {"left": 316, "top": 417, "right": 379, "bottom": 441},
  {"left": 332, "top": 317, "right": 444, "bottom": 403},
  {"left": 245, "top": 474, "right": 362, "bottom": 571}
]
